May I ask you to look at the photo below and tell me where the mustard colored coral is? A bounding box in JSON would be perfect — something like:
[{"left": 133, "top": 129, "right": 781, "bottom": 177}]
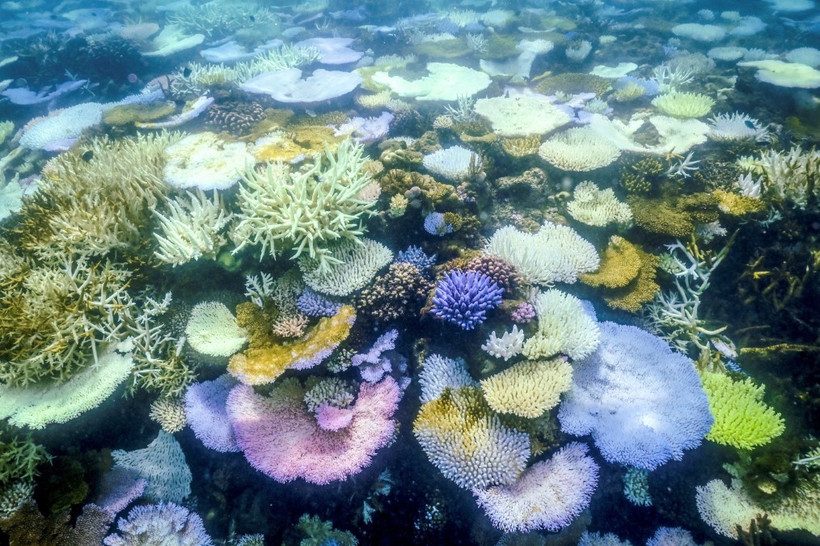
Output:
[
  {"left": 480, "top": 359, "right": 572, "bottom": 419},
  {"left": 701, "top": 372, "right": 785, "bottom": 450},
  {"left": 580, "top": 236, "right": 641, "bottom": 289},
  {"left": 228, "top": 305, "right": 355, "bottom": 385}
]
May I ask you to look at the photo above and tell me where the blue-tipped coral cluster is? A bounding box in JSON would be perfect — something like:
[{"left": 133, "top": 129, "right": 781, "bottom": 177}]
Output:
[
  {"left": 396, "top": 245, "right": 437, "bottom": 276},
  {"left": 431, "top": 270, "right": 503, "bottom": 330}
]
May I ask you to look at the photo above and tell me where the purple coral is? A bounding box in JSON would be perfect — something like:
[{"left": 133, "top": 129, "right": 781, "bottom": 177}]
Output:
[
  {"left": 431, "top": 270, "right": 503, "bottom": 330},
  {"left": 511, "top": 302, "right": 536, "bottom": 324}
]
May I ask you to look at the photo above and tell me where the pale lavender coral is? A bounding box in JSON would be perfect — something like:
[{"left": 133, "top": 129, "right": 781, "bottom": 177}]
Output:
[
  {"left": 510, "top": 302, "right": 536, "bottom": 323},
  {"left": 226, "top": 377, "right": 400, "bottom": 484},
  {"left": 558, "top": 322, "right": 713, "bottom": 470},
  {"left": 184, "top": 374, "right": 240, "bottom": 453},
  {"left": 94, "top": 468, "right": 147, "bottom": 517},
  {"left": 297, "top": 288, "right": 341, "bottom": 317},
  {"left": 473, "top": 442, "right": 599, "bottom": 533},
  {"left": 103, "top": 502, "right": 213, "bottom": 546},
  {"left": 352, "top": 329, "right": 398, "bottom": 382},
  {"left": 424, "top": 212, "right": 454, "bottom": 236}
]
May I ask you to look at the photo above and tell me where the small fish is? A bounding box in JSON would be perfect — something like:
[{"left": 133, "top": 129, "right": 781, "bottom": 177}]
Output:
[
  {"left": 249, "top": 15, "right": 255, "bottom": 22},
  {"left": 744, "top": 120, "right": 756, "bottom": 130},
  {"left": 81, "top": 150, "right": 94, "bottom": 162},
  {"left": 182, "top": 66, "right": 191, "bottom": 78}
]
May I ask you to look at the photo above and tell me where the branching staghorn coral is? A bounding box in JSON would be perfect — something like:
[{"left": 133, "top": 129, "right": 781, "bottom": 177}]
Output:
[
  {"left": 167, "top": 1, "right": 278, "bottom": 38},
  {"left": 0, "top": 255, "right": 133, "bottom": 386},
  {"left": 737, "top": 146, "right": 819, "bottom": 210},
  {"left": 231, "top": 139, "right": 377, "bottom": 275},
  {"left": 13, "top": 132, "right": 182, "bottom": 261},
  {"left": 643, "top": 238, "right": 733, "bottom": 361},
  {"left": 152, "top": 189, "right": 232, "bottom": 267}
]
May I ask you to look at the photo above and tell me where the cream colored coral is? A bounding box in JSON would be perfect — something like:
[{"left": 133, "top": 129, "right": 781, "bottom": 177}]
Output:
[
  {"left": 149, "top": 397, "right": 187, "bottom": 433},
  {"left": 185, "top": 302, "right": 248, "bottom": 357},
  {"left": 481, "top": 359, "right": 572, "bottom": 418},
  {"left": 153, "top": 189, "right": 232, "bottom": 266},
  {"left": 537, "top": 127, "right": 621, "bottom": 171},
  {"left": 566, "top": 181, "right": 632, "bottom": 227},
  {"left": 523, "top": 289, "right": 600, "bottom": 360},
  {"left": 484, "top": 222, "right": 599, "bottom": 285}
]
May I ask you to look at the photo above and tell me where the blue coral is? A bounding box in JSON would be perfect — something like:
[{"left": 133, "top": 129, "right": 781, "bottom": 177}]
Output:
[
  {"left": 431, "top": 270, "right": 503, "bottom": 330},
  {"left": 396, "top": 245, "right": 437, "bottom": 275}
]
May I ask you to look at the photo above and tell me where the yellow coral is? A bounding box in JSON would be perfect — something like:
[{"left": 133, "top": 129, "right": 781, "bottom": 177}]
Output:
[
  {"left": 714, "top": 189, "right": 766, "bottom": 217},
  {"left": 602, "top": 246, "right": 660, "bottom": 312},
  {"left": 228, "top": 305, "right": 355, "bottom": 385},
  {"left": 701, "top": 371, "right": 785, "bottom": 450},
  {"left": 480, "top": 359, "right": 572, "bottom": 418},
  {"left": 580, "top": 236, "right": 641, "bottom": 289}
]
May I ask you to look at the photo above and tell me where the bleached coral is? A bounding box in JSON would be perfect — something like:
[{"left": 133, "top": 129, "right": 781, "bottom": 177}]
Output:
[
  {"left": 538, "top": 127, "right": 621, "bottom": 171},
  {"left": 484, "top": 222, "right": 599, "bottom": 286},
  {"left": 0, "top": 342, "right": 134, "bottom": 429},
  {"left": 652, "top": 92, "right": 715, "bottom": 118},
  {"left": 298, "top": 238, "right": 393, "bottom": 296},
  {"left": 111, "top": 431, "right": 192, "bottom": 503},
  {"left": 523, "top": 290, "right": 600, "bottom": 361},
  {"left": 422, "top": 145, "right": 483, "bottom": 182},
  {"left": 707, "top": 112, "right": 770, "bottom": 142},
  {"left": 185, "top": 302, "right": 248, "bottom": 358},
  {"left": 474, "top": 443, "right": 598, "bottom": 533},
  {"left": 481, "top": 326, "right": 525, "bottom": 361},
  {"left": 231, "top": 139, "right": 377, "bottom": 274},
  {"left": 418, "top": 354, "right": 476, "bottom": 404},
  {"left": 153, "top": 189, "right": 232, "bottom": 266},
  {"left": 566, "top": 181, "right": 633, "bottom": 227}
]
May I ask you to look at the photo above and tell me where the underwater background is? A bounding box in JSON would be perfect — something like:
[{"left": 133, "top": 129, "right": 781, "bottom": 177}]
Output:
[{"left": 0, "top": 0, "right": 819, "bottom": 544}]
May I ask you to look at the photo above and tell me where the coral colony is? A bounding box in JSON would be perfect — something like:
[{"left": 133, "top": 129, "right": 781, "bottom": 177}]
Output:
[{"left": 0, "top": 0, "right": 819, "bottom": 545}]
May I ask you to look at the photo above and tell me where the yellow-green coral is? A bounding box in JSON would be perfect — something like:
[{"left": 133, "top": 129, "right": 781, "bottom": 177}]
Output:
[
  {"left": 701, "top": 371, "right": 785, "bottom": 450},
  {"left": 228, "top": 305, "right": 355, "bottom": 385},
  {"left": 714, "top": 189, "right": 766, "bottom": 217}
]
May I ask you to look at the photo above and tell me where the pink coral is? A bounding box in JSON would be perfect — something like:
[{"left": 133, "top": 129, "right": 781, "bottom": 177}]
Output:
[
  {"left": 473, "top": 442, "right": 599, "bottom": 533},
  {"left": 316, "top": 404, "right": 354, "bottom": 431},
  {"left": 226, "top": 377, "right": 400, "bottom": 484}
]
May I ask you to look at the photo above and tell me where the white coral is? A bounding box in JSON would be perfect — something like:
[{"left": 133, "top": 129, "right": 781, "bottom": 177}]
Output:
[{"left": 482, "top": 326, "right": 525, "bottom": 361}]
